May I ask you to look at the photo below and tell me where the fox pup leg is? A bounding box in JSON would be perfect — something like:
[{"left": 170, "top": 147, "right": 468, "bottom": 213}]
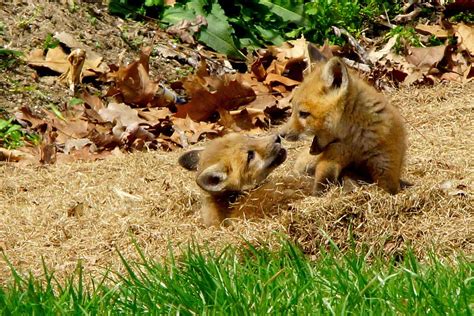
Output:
[
  {"left": 201, "top": 197, "right": 225, "bottom": 227},
  {"left": 294, "top": 150, "right": 319, "bottom": 176},
  {"left": 312, "top": 143, "right": 351, "bottom": 196},
  {"left": 366, "top": 157, "right": 401, "bottom": 195}
]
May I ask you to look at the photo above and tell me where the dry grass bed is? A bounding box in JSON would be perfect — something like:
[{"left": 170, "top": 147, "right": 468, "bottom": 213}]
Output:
[{"left": 1, "top": 83, "right": 473, "bottom": 283}]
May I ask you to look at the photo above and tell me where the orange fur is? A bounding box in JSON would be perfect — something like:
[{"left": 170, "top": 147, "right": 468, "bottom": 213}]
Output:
[
  {"left": 179, "top": 133, "right": 294, "bottom": 227},
  {"left": 281, "top": 57, "right": 407, "bottom": 195}
]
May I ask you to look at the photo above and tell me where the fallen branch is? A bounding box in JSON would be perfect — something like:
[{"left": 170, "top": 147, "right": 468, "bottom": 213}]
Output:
[
  {"left": 342, "top": 58, "right": 371, "bottom": 73},
  {"left": 393, "top": 7, "right": 422, "bottom": 23},
  {"left": 331, "top": 26, "right": 372, "bottom": 66}
]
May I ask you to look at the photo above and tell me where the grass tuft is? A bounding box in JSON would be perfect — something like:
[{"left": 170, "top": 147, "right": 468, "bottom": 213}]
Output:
[{"left": 1, "top": 240, "right": 472, "bottom": 314}]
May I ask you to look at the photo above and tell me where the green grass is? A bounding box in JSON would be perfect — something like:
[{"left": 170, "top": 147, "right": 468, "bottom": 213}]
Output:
[{"left": 1, "top": 240, "right": 472, "bottom": 314}]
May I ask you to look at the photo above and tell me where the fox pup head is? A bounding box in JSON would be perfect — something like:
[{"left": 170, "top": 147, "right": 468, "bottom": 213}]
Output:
[
  {"left": 179, "top": 133, "right": 287, "bottom": 194},
  {"left": 281, "top": 48, "right": 350, "bottom": 149}
]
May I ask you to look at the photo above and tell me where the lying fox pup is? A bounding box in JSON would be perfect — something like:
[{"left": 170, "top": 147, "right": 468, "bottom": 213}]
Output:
[
  {"left": 281, "top": 46, "right": 407, "bottom": 195},
  {"left": 179, "top": 133, "right": 308, "bottom": 227}
]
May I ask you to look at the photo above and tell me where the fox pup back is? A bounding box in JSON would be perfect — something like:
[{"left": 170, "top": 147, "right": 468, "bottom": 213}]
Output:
[{"left": 282, "top": 48, "right": 407, "bottom": 195}]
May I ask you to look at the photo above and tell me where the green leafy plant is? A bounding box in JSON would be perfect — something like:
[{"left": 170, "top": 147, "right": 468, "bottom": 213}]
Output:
[
  {"left": 0, "top": 48, "right": 23, "bottom": 70},
  {"left": 449, "top": 11, "right": 474, "bottom": 24},
  {"left": 109, "top": 0, "right": 403, "bottom": 58},
  {"left": 389, "top": 26, "right": 422, "bottom": 54},
  {"left": 0, "top": 119, "right": 40, "bottom": 149},
  {"left": 43, "top": 33, "right": 60, "bottom": 50},
  {"left": 162, "top": 0, "right": 244, "bottom": 58},
  {"left": 0, "top": 118, "right": 40, "bottom": 149}
]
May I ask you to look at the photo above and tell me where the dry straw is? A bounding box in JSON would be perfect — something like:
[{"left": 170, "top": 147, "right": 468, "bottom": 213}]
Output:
[{"left": 0, "top": 82, "right": 472, "bottom": 283}]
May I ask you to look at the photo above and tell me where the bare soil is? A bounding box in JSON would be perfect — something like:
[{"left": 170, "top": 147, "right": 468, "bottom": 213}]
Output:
[
  {"left": 0, "top": 1, "right": 188, "bottom": 113},
  {"left": 0, "top": 2, "right": 473, "bottom": 283}
]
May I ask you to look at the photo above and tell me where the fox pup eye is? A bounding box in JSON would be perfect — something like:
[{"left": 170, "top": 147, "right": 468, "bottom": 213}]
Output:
[
  {"left": 247, "top": 150, "right": 255, "bottom": 162},
  {"left": 299, "top": 111, "right": 310, "bottom": 119}
]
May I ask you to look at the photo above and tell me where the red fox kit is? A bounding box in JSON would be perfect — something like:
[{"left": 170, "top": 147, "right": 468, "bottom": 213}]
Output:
[
  {"left": 179, "top": 133, "right": 288, "bottom": 227},
  {"left": 281, "top": 47, "right": 407, "bottom": 195}
]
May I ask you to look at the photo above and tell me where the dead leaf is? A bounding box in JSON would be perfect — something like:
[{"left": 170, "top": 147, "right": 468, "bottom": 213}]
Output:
[
  {"left": 106, "top": 47, "right": 173, "bottom": 107},
  {"left": 273, "top": 37, "right": 308, "bottom": 60},
  {"left": 227, "top": 108, "right": 267, "bottom": 131},
  {"left": 63, "top": 138, "right": 92, "bottom": 154},
  {"left": 172, "top": 117, "right": 222, "bottom": 145},
  {"left": 28, "top": 44, "right": 104, "bottom": 78},
  {"left": 264, "top": 73, "right": 300, "bottom": 88},
  {"left": 175, "top": 74, "right": 256, "bottom": 121},
  {"left": 40, "top": 128, "right": 57, "bottom": 164},
  {"left": 406, "top": 45, "right": 447, "bottom": 69},
  {"left": 454, "top": 23, "right": 474, "bottom": 55},
  {"left": 368, "top": 35, "right": 399, "bottom": 63},
  {"left": 15, "top": 106, "right": 46, "bottom": 129},
  {"left": 415, "top": 24, "right": 449, "bottom": 39},
  {"left": 0, "top": 148, "right": 35, "bottom": 162},
  {"left": 28, "top": 47, "right": 69, "bottom": 74},
  {"left": 251, "top": 58, "right": 267, "bottom": 82},
  {"left": 81, "top": 92, "right": 105, "bottom": 111},
  {"left": 99, "top": 102, "right": 147, "bottom": 127},
  {"left": 113, "top": 121, "right": 155, "bottom": 149},
  {"left": 166, "top": 15, "right": 207, "bottom": 44},
  {"left": 88, "top": 129, "right": 121, "bottom": 150},
  {"left": 54, "top": 31, "right": 104, "bottom": 64},
  {"left": 138, "top": 108, "right": 172, "bottom": 124},
  {"left": 50, "top": 118, "right": 89, "bottom": 143}
]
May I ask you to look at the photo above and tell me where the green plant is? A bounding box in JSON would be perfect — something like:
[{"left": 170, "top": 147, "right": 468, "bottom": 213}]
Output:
[
  {"left": 449, "top": 11, "right": 474, "bottom": 24},
  {"left": 0, "top": 240, "right": 472, "bottom": 314},
  {"left": 109, "top": 0, "right": 403, "bottom": 58},
  {"left": 389, "top": 26, "right": 422, "bottom": 54},
  {"left": 43, "top": 33, "right": 60, "bottom": 50},
  {"left": 0, "top": 118, "right": 39, "bottom": 149},
  {"left": 428, "top": 35, "right": 444, "bottom": 46},
  {"left": 0, "top": 48, "right": 23, "bottom": 70}
]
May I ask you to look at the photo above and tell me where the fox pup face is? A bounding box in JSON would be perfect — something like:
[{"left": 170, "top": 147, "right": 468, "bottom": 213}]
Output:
[
  {"left": 281, "top": 57, "right": 350, "bottom": 149},
  {"left": 179, "top": 133, "right": 287, "bottom": 194}
]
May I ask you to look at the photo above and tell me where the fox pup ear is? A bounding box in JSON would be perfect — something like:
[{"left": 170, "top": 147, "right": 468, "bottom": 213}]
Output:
[
  {"left": 196, "top": 165, "right": 228, "bottom": 192},
  {"left": 179, "top": 149, "right": 203, "bottom": 171},
  {"left": 305, "top": 43, "right": 327, "bottom": 75},
  {"left": 322, "top": 57, "right": 349, "bottom": 91},
  {"left": 307, "top": 43, "right": 327, "bottom": 63}
]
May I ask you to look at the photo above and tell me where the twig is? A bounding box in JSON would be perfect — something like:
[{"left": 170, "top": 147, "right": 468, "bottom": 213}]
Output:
[
  {"left": 342, "top": 58, "right": 371, "bottom": 73},
  {"left": 393, "top": 7, "right": 422, "bottom": 23},
  {"left": 384, "top": 8, "right": 393, "bottom": 29},
  {"left": 331, "top": 26, "right": 372, "bottom": 66}
]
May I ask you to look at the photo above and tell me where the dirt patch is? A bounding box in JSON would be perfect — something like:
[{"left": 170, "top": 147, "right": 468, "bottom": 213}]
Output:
[
  {"left": 0, "top": 1, "right": 190, "bottom": 113},
  {"left": 1, "top": 81, "right": 473, "bottom": 283}
]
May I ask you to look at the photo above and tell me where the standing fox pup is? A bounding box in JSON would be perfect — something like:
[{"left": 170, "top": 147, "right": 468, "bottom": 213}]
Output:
[
  {"left": 282, "top": 52, "right": 406, "bottom": 195},
  {"left": 179, "top": 133, "right": 287, "bottom": 227}
]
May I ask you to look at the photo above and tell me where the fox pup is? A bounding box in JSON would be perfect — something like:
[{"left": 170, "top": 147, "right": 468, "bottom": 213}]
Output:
[
  {"left": 281, "top": 47, "right": 406, "bottom": 195},
  {"left": 179, "top": 133, "right": 288, "bottom": 227}
]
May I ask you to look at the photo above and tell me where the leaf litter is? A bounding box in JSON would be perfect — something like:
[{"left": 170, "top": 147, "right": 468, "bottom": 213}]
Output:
[{"left": 1, "top": 5, "right": 471, "bottom": 164}]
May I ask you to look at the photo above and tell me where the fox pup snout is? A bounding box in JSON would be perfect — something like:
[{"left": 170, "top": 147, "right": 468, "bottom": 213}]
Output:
[{"left": 179, "top": 133, "right": 287, "bottom": 226}]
